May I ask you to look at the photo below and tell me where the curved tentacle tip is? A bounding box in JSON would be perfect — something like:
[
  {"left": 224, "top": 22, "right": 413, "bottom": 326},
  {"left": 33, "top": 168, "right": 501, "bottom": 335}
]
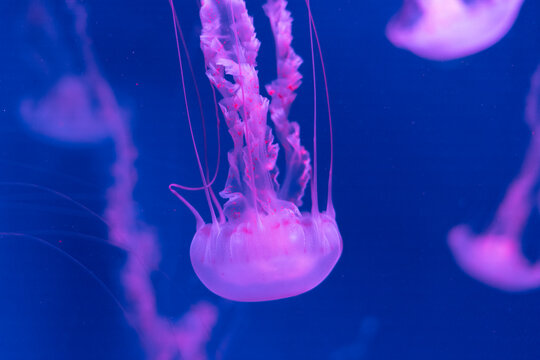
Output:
[{"left": 169, "top": 184, "right": 206, "bottom": 230}]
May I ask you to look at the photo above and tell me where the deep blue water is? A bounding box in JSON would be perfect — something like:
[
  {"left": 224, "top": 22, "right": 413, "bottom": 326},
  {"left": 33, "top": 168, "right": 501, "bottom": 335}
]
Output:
[{"left": 1, "top": 0, "right": 540, "bottom": 359}]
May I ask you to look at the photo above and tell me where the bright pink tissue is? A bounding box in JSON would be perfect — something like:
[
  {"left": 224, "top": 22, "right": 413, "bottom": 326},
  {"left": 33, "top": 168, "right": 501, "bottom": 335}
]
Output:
[
  {"left": 185, "top": 0, "right": 342, "bottom": 302},
  {"left": 448, "top": 66, "right": 540, "bottom": 292},
  {"left": 386, "top": 0, "right": 525, "bottom": 61}
]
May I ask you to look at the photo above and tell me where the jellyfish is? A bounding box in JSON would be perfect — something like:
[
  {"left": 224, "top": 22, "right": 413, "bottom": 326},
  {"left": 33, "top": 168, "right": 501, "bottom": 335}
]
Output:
[
  {"left": 170, "top": 0, "right": 342, "bottom": 302},
  {"left": 16, "top": 1, "right": 220, "bottom": 358},
  {"left": 448, "top": 65, "right": 540, "bottom": 292},
  {"left": 18, "top": 0, "right": 116, "bottom": 144},
  {"left": 386, "top": 0, "right": 525, "bottom": 61}
]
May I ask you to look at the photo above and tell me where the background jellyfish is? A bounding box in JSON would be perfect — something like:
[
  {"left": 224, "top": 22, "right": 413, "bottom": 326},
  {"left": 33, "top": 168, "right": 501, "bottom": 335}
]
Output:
[
  {"left": 170, "top": 0, "right": 342, "bottom": 302},
  {"left": 386, "top": 0, "right": 525, "bottom": 60},
  {"left": 19, "top": 0, "right": 114, "bottom": 144},
  {"left": 13, "top": 1, "right": 220, "bottom": 359},
  {"left": 448, "top": 65, "right": 540, "bottom": 292}
]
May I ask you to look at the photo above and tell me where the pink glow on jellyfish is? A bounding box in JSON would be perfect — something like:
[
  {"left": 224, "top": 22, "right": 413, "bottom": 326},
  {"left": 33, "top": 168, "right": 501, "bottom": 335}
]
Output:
[
  {"left": 386, "top": 0, "right": 525, "bottom": 61},
  {"left": 170, "top": 0, "right": 342, "bottom": 302},
  {"left": 18, "top": 1, "right": 219, "bottom": 358},
  {"left": 448, "top": 66, "right": 540, "bottom": 292}
]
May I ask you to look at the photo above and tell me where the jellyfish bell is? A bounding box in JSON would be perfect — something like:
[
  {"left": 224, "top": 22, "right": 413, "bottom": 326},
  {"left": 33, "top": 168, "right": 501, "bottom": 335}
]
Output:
[
  {"left": 191, "top": 205, "right": 342, "bottom": 302},
  {"left": 448, "top": 225, "right": 540, "bottom": 292},
  {"left": 386, "top": 0, "right": 525, "bottom": 61},
  {"left": 19, "top": 75, "right": 113, "bottom": 144},
  {"left": 169, "top": 0, "right": 342, "bottom": 302}
]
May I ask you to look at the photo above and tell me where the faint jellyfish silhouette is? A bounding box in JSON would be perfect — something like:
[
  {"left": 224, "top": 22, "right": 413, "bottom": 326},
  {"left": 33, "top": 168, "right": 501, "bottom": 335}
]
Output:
[
  {"left": 19, "top": 0, "right": 115, "bottom": 144},
  {"left": 386, "top": 0, "right": 525, "bottom": 61},
  {"left": 330, "top": 317, "right": 379, "bottom": 360},
  {"left": 170, "top": 0, "right": 343, "bottom": 302},
  {"left": 19, "top": 75, "right": 114, "bottom": 143},
  {"left": 18, "top": 1, "right": 219, "bottom": 358},
  {"left": 448, "top": 65, "right": 540, "bottom": 292}
]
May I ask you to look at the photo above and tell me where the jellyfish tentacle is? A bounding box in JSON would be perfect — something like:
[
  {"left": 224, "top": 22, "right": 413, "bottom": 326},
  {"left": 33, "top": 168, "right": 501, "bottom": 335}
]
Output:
[
  {"left": 171, "top": 11, "right": 225, "bottom": 215},
  {"left": 21, "top": 1, "right": 220, "bottom": 355},
  {"left": 263, "top": 0, "right": 311, "bottom": 208},
  {"left": 304, "top": 0, "right": 335, "bottom": 217},
  {"left": 169, "top": 184, "right": 205, "bottom": 230},
  {"left": 172, "top": 12, "right": 223, "bottom": 205},
  {"left": 168, "top": 2, "right": 218, "bottom": 227},
  {"left": 227, "top": 0, "right": 263, "bottom": 224},
  {"left": 488, "top": 67, "right": 540, "bottom": 239},
  {"left": 201, "top": 0, "right": 281, "bottom": 219},
  {"left": 0, "top": 232, "right": 134, "bottom": 324},
  {"left": 304, "top": 0, "right": 320, "bottom": 215},
  {"left": 488, "top": 135, "right": 540, "bottom": 239},
  {"left": 168, "top": 181, "right": 225, "bottom": 226}
]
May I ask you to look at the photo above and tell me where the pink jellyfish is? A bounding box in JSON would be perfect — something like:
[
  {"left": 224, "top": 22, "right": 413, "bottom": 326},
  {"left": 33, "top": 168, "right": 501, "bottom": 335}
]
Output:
[
  {"left": 19, "top": 0, "right": 116, "bottom": 144},
  {"left": 448, "top": 65, "right": 540, "bottom": 292},
  {"left": 170, "top": 0, "right": 342, "bottom": 302},
  {"left": 386, "top": 0, "right": 525, "bottom": 61},
  {"left": 18, "top": 1, "right": 219, "bottom": 358}
]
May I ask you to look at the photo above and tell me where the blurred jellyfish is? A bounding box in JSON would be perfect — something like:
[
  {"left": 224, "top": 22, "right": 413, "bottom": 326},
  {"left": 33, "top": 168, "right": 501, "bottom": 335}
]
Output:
[
  {"left": 17, "top": 1, "right": 219, "bottom": 358},
  {"left": 448, "top": 65, "right": 540, "bottom": 292},
  {"left": 19, "top": 0, "right": 115, "bottom": 144},
  {"left": 169, "top": 0, "right": 342, "bottom": 302},
  {"left": 386, "top": 0, "right": 525, "bottom": 61}
]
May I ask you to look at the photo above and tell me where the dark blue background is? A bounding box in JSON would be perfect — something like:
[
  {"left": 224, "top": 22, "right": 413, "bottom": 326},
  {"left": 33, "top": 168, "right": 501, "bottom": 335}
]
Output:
[{"left": 1, "top": 0, "right": 540, "bottom": 359}]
